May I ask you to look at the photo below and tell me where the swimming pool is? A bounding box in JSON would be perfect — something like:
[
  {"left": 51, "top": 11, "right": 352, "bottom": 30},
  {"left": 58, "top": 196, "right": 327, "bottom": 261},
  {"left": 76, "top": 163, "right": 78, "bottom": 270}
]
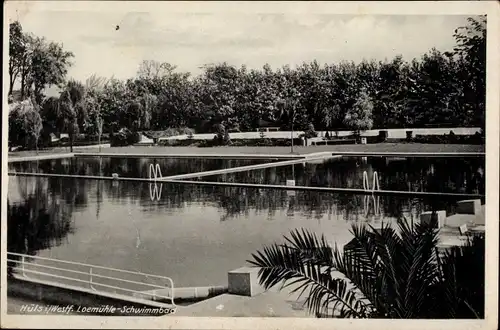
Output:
[
  {"left": 7, "top": 174, "right": 472, "bottom": 288},
  {"left": 192, "top": 156, "right": 485, "bottom": 194},
  {"left": 8, "top": 156, "right": 283, "bottom": 179}
]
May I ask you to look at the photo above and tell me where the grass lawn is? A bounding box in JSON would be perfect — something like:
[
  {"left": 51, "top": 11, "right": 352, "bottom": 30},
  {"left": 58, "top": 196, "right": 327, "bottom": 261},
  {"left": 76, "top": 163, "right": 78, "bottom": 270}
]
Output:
[
  {"left": 80, "top": 143, "right": 485, "bottom": 155},
  {"left": 7, "top": 143, "right": 484, "bottom": 158}
]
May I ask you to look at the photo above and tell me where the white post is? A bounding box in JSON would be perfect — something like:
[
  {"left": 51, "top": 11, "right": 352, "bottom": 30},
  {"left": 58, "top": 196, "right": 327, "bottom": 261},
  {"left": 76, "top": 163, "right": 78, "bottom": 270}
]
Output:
[
  {"left": 21, "top": 255, "right": 26, "bottom": 277},
  {"left": 90, "top": 267, "right": 96, "bottom": 291}
]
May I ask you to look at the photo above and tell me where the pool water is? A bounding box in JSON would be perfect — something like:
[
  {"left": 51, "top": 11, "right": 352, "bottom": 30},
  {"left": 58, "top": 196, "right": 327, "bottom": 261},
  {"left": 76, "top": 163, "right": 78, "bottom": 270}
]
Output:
[
  {"left": 8, "top": 156, "right": 283, "bottom": 179},
  {"left": 7, "top": 174, "right": 470, "bottom": 288},
  {"left": 195, "top": 156, "right": 485, "bottom": 194}
]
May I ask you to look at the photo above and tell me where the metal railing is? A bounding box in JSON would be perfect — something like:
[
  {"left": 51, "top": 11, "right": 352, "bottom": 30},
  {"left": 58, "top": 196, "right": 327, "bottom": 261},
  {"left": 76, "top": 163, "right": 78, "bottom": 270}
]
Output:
[{"left": 7, "top": 252, "right": 175, "bottom": 306}]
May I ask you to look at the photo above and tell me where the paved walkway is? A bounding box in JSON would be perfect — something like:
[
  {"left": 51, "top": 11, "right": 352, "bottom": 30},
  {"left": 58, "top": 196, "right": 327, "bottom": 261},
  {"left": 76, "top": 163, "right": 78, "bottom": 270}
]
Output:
[
  {"left": 80, "top": 143, "right": 485, "bottom": 155},
  {"left": 8, "top": 143, "right": 485, "bottom": 163},
  {"left": 8, "top": 153, "right": 74, "bottom": 163},
  {"left": 175, "top": 285, "right": 312, "bottom": 318}
]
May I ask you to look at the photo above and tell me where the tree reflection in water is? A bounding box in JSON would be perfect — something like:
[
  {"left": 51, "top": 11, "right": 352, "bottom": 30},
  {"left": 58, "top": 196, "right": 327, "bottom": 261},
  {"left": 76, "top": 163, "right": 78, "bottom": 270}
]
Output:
[
  {"left": 7, "top": 176, "right": 76, "bottom": 276},
  {"left": 191, "top": 157, "right": 485, "bottom": 195},
  {"left": 112, "top": 180, "right": 450, "bottom": 223},
  {"left": 7, "top": 172, "right": 465, "bottom": 273}
]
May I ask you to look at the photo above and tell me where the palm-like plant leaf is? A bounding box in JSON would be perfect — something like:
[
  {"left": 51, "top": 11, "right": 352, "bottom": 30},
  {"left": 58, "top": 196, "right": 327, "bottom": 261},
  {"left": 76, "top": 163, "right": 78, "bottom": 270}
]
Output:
[
  {"left": 249, "top": 217, "right": 485, "bottom": 319},
  {"left": 248, "top": 229, "right": 371, "bottom": 317},
  {"left": 438, "top": 234, "right": 485, "bottom": 318}
]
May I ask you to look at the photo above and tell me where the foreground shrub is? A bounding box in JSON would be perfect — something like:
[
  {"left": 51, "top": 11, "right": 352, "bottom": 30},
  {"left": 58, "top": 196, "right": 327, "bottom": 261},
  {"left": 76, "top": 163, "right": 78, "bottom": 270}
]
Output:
[{"left": 249, "top": 219, "right": 485, "bottom": 318}]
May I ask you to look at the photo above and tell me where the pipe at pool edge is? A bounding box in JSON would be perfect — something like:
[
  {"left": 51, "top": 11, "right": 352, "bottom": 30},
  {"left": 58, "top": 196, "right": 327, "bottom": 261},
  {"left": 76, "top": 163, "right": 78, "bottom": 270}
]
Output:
[{"left": 133, "top": 286, "right": 228, "bottom": 304}]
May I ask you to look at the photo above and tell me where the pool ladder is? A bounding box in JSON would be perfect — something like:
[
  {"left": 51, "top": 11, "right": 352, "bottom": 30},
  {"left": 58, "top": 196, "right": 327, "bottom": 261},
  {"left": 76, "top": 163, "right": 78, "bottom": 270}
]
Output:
[
  {"left": 149, "top": 164, "right": 163, "bottom": 201},
  {"left": 363, "top": 171, "right": 380, "bottom": 192},
  {"left": 364, "top": 195, "right": 381, "bottom": 217},
  {"left": 362, "top": 171, "right": 381, "bottom": 217},
  {"left": 149, "top": 163, "right": 163, "bottom": 180}
]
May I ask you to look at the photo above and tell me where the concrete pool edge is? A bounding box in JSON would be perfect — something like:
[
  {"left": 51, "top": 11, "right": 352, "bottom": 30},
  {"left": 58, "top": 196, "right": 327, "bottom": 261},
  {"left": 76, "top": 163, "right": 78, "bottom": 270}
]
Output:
[
  {"left": 329, "top": 151, "right": 485, "bottom": 157},
  {"left": 74, "top": 152, "right": 306, "bottom": 159},
  {"left": 7, "top": 149, "right": 485, "bottom": 164},
  {"left": 7, "top": 153, "right": 75, "bottom": 163}
]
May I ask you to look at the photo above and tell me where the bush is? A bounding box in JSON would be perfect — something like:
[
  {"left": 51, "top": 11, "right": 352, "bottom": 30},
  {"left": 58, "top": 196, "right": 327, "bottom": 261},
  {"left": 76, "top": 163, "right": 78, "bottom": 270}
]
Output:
[
  {"left": 165, "top": 127, "right": 194, "bottom": 137},
  {"left": 144, "top": 127, "right": 195, "bottom": 139},
  {"left": 110, "top": 128, "right": 140, "bottom": 147},
  {"left": 159, "top": 139, "right": 200, "bottom": 147},
  {"left": 223, "top": 131, "right": 231, "bottom": 144},
  {"left": 303, "top": 123, "right": 318, "bottom": 139},
  {"left": 218, "top": 138, "right": 302, "bottom": 147},
  {"left": 158, "top": 137, "right": 308, "bottom": 148},
  {"left": 412, "top": 133, "right": 484, "bottom": 145}
]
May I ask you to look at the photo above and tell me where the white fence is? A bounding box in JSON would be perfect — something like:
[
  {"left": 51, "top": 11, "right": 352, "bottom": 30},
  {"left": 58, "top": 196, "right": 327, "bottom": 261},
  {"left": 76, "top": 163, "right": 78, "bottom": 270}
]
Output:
[{"left": 136, "top": 127, "right": 481, "bottom": 144}]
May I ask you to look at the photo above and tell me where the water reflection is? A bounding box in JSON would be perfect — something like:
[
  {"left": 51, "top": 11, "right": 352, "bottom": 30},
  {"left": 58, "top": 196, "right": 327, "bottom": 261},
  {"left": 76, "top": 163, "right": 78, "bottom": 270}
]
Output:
[
  {"left": 7, "top": 174, "right": 471, "bottom": 286},
  {"left": 7, "top": 177, "right": 75, "bottom": 275},
  {"left": 9, "top": 157, "right": 280, "bottom": 179},
  {"left": 197, "top": 157, "right": 485, "bottom": 194}
]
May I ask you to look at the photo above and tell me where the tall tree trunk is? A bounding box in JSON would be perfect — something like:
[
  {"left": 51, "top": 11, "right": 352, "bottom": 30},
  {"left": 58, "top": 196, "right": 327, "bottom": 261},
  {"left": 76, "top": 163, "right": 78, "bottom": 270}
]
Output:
[
  {"left": 98, "top": 131, "right": 102, "bottom": 153},
  {"left": 21, "top": 72, "right": 25, "bottom": 100},
  {"left": 9, "top": 76, "right": 15, "bottom": 97},
  {"left": 69, "top": 132, "right": 74, "bottom": 152}
]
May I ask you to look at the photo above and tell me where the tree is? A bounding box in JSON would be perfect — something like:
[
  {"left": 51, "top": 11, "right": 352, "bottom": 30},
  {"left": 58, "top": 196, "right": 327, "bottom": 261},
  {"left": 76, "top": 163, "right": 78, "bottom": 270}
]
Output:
[
  {"left": 8, "top": 99, "right": 43, "bottom": 152},
  {"left": 453, "top": 16, "right": 486, "bottom": 129},
  {"left": 58, "top": 80, "right": 88, "bottom": 152},
  {"left": 27, "top": 37, "right": 74, "bottom": 104},
  {"left": 137, "top": 60, "right": 177, "bottom": 79},
  {"left": 344, "top": 88, "right": 374, "bottom": 137},
  {"left": 373, "top": 56, "right": 409, "bottom": 128},
  {"left": 8, "top": 21, "right": 74, "bottom": 103},
  {"left": 84, "top": 74, "right": 109, "bottom": 151},
  {"left": 249, "top": 219, "right": 485, "bottom": 318},
  {"left": 9, "top": 21, "right": 26, "bottom": 97},
  {"left": 197, "top": 63, "right": 240, "bottom": 131}
]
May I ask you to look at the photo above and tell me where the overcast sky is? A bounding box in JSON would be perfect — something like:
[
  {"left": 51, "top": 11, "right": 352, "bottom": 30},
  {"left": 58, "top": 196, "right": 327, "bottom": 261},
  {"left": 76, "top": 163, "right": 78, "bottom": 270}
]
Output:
[{"left": 7, "top": 2, "right": 475, "bottom": 83}]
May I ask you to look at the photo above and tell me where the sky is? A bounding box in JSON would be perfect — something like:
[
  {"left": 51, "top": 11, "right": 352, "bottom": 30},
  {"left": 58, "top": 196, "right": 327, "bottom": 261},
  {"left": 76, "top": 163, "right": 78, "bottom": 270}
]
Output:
[{"left": 7, "top": 2, "right": 475, "bottom": 84}]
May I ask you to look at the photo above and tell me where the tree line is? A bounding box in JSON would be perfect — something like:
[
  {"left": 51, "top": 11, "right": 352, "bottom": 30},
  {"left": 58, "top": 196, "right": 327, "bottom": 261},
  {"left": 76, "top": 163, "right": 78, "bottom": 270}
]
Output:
[{"left": 8, "top": 16, "right": 486, "bottom": 151}]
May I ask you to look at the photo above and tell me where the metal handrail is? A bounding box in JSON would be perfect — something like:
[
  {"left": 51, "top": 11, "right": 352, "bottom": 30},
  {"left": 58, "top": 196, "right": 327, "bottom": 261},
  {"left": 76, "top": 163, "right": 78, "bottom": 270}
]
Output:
[
  {"left": 6, "top": 259, "right": 171, "bottom": 291},
  {"left": 7, "top": 252, "right": 171, "bottom": 280},
  {"left": 9, "top": 268, "right": 173, "bottom": 301},
  {"left": 7, "top": 252, "right": 175, "bottom": 305}
]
